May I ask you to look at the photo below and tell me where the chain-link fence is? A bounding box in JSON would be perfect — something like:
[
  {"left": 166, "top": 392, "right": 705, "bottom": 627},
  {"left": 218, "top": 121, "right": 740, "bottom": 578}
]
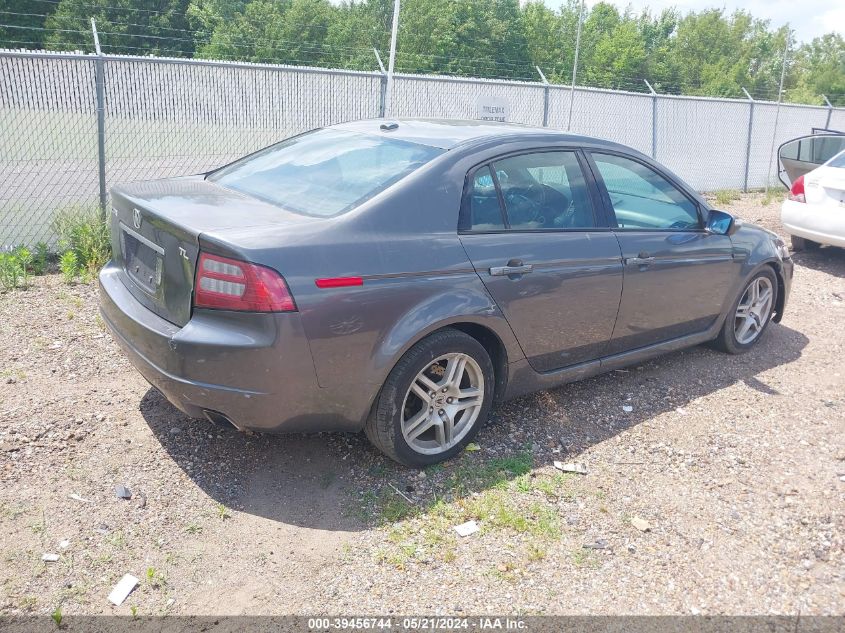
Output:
[{"left": 2, "top": 49, "right": 844, "bottom": 248}]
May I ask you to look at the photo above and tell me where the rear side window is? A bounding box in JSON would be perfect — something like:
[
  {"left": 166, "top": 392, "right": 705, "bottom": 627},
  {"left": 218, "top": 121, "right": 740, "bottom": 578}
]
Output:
[
  {"left": 591, "top": 153, "right": 700, "bottom": 230},
  {"left": 464, "top": 150, "right": 596, "bottom": 231},
  {"left": 467, "top": 166, "right": 506, "bottom": 230},
  {"left": 209, "top": 129, "right": 443, "bottom": 217}
]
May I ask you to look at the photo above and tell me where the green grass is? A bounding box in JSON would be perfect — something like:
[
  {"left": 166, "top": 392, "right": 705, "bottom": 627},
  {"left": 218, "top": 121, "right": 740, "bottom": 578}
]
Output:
[
  {"left": 359, "top": 447, "right": 578, "bottom": 571},
  {"left": 713, "top": 189, "right": 741, "bottom": 206}
]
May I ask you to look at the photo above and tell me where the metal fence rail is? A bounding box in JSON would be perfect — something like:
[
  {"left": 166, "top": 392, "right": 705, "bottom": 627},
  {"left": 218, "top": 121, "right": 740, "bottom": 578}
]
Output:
[{"left": 1, "top": 49, "right": 844, "bottom": 248}]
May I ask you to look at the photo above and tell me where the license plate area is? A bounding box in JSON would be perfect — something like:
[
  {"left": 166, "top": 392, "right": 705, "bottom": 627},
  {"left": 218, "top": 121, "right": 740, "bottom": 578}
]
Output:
[{"left": 120, "top": 224, "right": 163, "bottom": 295}]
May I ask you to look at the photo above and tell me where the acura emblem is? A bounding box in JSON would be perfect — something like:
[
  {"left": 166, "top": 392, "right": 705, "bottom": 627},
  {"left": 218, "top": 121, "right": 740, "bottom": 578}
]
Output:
[{"left": 133, "top": 208, "right": 142, "bottom": 230}]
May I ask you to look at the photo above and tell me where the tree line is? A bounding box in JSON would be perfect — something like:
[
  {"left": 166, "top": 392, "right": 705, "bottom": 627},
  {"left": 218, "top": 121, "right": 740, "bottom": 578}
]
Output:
[{"left": 2, "top": 0, "right": 844, "bottom": 105}]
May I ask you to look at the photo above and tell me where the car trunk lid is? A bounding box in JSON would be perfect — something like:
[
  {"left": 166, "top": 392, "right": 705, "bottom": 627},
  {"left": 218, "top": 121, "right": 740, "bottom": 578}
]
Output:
[
  {"left": 805, "top": 166, "right": 845, "bottom": 208},
  {"left": 110, "top": 176, "right": 315, "bottom": 327}
]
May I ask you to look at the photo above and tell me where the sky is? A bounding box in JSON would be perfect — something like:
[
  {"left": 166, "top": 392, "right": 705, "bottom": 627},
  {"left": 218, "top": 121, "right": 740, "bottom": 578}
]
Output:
[{"left": 550, "top": 0, "right": 845, "bottom": 43}]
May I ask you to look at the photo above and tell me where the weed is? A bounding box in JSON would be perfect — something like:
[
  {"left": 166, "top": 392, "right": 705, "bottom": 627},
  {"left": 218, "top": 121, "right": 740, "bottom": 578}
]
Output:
[
  {"left": 13, "top": 246, "right": 32, "bottom": 287},
  {"left": 380, "top": 493, "right": 415, "bottom": 523},
  {"left": 59, "top": 251, "right": 78, "bottom": 284},
  {"left": 32, "top": 242, "right": 49, "bottom": 275},
  {"left": 145, "top": 566, "right": 166, "bottom": 589},
  {"left": 184, "top": 523, "right": 202, "bottom": 534},
  {"left": 17, "top": 595, "right": 37, "bottom": 611},
  {"left": 0, "top": 251, "right": 24, "bottom": 291},
  {"left": 130, "top": 605, "right": 138, "bottom": 619},
  {"left": 713, "top": 189, "right": 740, "bottom": 206},
  {"left": 51, "top": 606, "right": 62, "bottom": 627},
  {"left": 526, "top": 542, "right": 547, "bottom": 561},
  {"left": 761, "top": 187, "right": 782, "bottom": 206},
  {"left": 216, "top": 503, "right": 230, "bottom": 520},
  {"left": 572, "top": 548, "right": 601, "bottom": 568},
  {"left": 53, "top": 207, "right": 110, "bottom": 276}
]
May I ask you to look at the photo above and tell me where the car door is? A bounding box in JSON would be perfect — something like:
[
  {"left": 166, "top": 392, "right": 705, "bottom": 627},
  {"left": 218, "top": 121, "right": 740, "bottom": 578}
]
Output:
[
  {"left": 458, "top": 149, "right": 623, "bottom": 372},
  {"left": 586, "top": 151, "right": 736, "bottom": 354}
]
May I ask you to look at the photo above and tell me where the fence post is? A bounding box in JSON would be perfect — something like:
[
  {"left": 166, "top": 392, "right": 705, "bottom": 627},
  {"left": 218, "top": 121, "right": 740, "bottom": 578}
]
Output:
[
  {"left": 823, "top": 95, "right": 833, "bottom": 130},
  {"left": 536, "top": 66, "right": 549, "bottom": 127},
  {"left": 91, "top": 19, "right": 107, "bottom": 220},
  {"left": 644, "top": 80, "right": 657, "bottom": 159},
  {"left": 373, "top": 48, "right": 387, "bottom": 118},
  {"left": 742, "top": 87, "right": 755, "bottom": 193}
]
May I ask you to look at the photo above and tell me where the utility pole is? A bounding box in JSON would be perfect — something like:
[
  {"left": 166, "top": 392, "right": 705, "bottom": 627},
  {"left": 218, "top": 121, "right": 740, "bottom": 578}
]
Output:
[
  {"left": 384, "top": 0, "right": 401, "bottom": 119},
  {"left": 566, "top": 0, "right": 585, "bottom": 132},
  {"left": 766, "top": 29, "right": 790, "bottom": 192}
]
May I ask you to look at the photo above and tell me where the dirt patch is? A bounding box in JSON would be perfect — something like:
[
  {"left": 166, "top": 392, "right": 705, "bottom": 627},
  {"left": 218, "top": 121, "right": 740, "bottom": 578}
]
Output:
[{"left": 1, "top": 193, "right": 843, "bottom": 616}]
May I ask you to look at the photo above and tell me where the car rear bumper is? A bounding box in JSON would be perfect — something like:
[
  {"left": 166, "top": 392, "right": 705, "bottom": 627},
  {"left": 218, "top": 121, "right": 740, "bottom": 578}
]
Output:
[
  {"left": 99, "top": 261, "right": 372, "bottom": 433},
  {"left": 781, "top": 199, "right": 845, "bottom": 248}
]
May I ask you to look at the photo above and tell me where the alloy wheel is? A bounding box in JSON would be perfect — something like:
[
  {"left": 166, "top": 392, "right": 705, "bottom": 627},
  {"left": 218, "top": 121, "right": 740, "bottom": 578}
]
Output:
[
  {"left": 400, "top": 353, "right": 485, "bottom": 455},
  {"left": 734, "top": 276, "right": 774, "bottom": 345}
]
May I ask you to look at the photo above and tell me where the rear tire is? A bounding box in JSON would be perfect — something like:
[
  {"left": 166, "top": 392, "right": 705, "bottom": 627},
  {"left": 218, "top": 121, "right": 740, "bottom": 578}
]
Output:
[
  {"left": 365, "top": 328, "right": 494, "bottom": 467},
  {"left": 791, "top": 235, "right": 820, "bottom": 251},
  {"left": 713, "top": 268, "right": 778, "bottom": 354}
]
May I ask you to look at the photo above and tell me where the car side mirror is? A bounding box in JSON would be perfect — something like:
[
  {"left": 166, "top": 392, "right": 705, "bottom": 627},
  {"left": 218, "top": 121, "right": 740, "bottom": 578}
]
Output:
[{"left": 706, "top": 209, "right": 740, "bottom": 236}]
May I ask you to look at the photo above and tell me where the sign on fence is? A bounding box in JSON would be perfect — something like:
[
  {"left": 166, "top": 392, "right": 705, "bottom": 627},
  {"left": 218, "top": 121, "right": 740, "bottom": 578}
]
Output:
[{"left": 476, "top": 96, "right": 509, "bottom": 122}]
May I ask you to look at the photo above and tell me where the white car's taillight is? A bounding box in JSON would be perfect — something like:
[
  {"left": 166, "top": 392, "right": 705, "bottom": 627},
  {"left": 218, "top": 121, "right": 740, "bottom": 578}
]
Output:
[{"left": 788, "top": 175, "right": 806, "bottom": 203}]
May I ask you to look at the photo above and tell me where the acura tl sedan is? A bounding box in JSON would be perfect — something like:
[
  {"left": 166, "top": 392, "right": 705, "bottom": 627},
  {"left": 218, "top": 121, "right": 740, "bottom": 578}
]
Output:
[{"left": 99, "top": 119, "right": 793, "bottom": 466}]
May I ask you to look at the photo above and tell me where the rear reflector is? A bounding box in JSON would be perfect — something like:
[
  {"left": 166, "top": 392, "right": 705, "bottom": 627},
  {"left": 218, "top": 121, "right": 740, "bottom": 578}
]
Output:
[
  {"left": 194, "top": 252, "right": 296, "bottom": 312},
  {"left": 788, "top": 175, "right": 806, "bottom": 203},
  {"left": 315, "top": 277, "right": 364, "bottom": 288}
]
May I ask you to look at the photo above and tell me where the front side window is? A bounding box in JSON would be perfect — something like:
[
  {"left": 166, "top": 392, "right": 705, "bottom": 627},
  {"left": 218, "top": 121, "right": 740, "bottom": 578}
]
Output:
[
  {"left": 591, "top": 153, "right": 700, "bottom": 230},
  {"left": 209, "top": 129, "right": 444, "bottom": 217}
]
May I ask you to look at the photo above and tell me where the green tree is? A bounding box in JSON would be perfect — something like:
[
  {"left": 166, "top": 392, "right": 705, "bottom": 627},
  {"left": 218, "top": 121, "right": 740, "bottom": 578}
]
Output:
[
  {"left": 44, "top": 0, "right": 195, "bottom": 56},
  {"left": 0, "top": 0, "right": 59, "bottom": 49}
]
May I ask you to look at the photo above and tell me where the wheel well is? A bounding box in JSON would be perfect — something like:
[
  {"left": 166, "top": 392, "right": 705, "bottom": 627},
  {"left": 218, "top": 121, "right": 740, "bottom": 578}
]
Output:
[
  {"left": 448, "top": 323, "right": 509, "bottom": 402},
  {"left": 766, "top": 262, "right": 786, "bottom": 323}
]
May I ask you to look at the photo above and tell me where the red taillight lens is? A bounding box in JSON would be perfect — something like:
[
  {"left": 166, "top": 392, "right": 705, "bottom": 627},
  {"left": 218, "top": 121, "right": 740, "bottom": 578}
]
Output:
[
  {"left": 194, "top": 253, "right": 296, "bottom": 312},
  {"left": 788, "top": 175, "right": 806, "bottom": 203}
]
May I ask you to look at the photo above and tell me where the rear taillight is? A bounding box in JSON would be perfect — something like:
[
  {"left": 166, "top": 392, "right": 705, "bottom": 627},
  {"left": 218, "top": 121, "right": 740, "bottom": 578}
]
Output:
[
  {"left": 194, "top": 252, "right": 296, "bottom": 312},
  {"left": 788, "top": 175, "right": 806, "bottom": 203}
]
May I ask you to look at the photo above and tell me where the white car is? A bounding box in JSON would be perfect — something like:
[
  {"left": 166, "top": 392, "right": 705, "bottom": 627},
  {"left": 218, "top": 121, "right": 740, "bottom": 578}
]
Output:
[{"left": 781, "top": 149, "right": 845, "bottom": 250}]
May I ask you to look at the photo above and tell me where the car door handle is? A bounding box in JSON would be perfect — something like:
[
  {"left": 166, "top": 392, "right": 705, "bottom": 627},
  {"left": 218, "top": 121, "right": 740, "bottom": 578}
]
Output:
[
  {"left": 624, "top": 252, "right": 655, "bottom": 266},
  {"left": 490, "top": 264, "right": 534, "bottom": 276}
]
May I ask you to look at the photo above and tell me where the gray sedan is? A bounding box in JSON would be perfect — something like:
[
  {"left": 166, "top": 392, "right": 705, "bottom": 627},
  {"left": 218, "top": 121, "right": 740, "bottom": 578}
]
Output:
[{"left": 99, "top": 119, "right": 793, "bottom": 466}]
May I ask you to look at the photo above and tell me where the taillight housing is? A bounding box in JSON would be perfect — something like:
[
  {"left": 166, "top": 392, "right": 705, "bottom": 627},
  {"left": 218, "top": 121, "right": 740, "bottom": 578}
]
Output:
[
  {"left": 788, "top": 175, "right": 805, "bottom": 203},
  {"left": 193, "top": 252, "right": 296, "bottom": 312}
]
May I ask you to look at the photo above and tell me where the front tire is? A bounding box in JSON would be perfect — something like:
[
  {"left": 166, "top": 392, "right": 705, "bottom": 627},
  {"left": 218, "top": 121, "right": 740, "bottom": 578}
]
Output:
[
  {"left": 365, "top": 328, "right": 495, "bottom": 467},
  {"left": 713, "top": 268, "right": 778, "bottom": 354}
]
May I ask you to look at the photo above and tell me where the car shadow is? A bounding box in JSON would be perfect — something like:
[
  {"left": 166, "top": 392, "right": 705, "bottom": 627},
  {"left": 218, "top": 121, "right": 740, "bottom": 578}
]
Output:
[
  {"left": 140, "top": 322, "right": 808, "bottom": 532},
  {"left": 791, "top": 244, "right": 845, "bottom": 279}
]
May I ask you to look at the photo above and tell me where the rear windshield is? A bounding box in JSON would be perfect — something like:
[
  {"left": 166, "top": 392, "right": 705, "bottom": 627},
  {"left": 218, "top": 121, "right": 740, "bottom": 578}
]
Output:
[
  {"left": 827, "top": 149, "right": 845, "bottom": 169},
  {"left": 209, "top": 129, "right": 444, "bottom": 217}
]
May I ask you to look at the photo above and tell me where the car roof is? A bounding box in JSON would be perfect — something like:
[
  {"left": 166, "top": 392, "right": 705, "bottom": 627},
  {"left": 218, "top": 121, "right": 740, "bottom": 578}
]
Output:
[{"left": 331, "top": 118, "right": 616, "bottom": 151}]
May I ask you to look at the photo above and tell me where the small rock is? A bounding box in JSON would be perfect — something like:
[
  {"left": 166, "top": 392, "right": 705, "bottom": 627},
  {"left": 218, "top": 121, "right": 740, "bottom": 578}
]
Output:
[
  {"left": 59, "top": 540, "right": 70, "bottom": 549},
  {"left": 453, "top": 520, "right": 480, "bottom": 537},
  {"left": 583, "top": 539, "right": 608, "bottom": 550},
  {"left": 553, "top": 461, "right": 587, "bottom": 475},
  {"left": 417, "top": 470, "right": 427, "bottom": 480},
  {"left": 42, "top": 553, "right": 60, "bottom": 562},
  {"left": 631, "top": 516, "right": 652, "bottom": 532},
  {"left": 114, "top": 485, "right": 131, "bottom": 500},
  {"left": 622, "top": 405, "right": 633, "bottom": 413}
]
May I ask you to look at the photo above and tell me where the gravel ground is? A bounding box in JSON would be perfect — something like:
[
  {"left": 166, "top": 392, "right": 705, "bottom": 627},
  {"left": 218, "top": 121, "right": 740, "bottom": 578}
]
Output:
[{"left": 0, "top": 192, "right": 843, "bottom": 616}]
